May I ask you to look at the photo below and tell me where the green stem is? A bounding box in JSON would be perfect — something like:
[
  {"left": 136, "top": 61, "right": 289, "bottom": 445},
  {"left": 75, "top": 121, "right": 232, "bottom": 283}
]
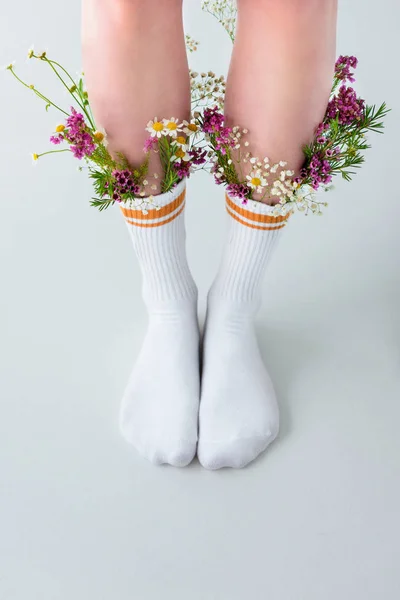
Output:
[
  {"left": 9, "top": 67, "right": 69, "bottom": 115},
  {"left": 36, "top": 149, "right": 71, "bottom": 159},
  {"left": 40, "top": 57, "right": 95, "bottom": 129}
]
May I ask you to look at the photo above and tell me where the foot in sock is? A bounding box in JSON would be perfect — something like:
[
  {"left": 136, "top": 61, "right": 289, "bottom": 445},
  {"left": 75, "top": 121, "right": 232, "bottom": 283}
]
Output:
[
  {"left": 119, "top": 181, "right": 199, "bottom": 467},
  {"left": 198, "top": 193, "right": 290, "bottom": 470}
]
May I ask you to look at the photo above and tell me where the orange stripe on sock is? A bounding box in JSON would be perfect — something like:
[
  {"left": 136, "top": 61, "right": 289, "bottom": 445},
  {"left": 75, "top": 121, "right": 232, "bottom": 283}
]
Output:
[
  {"left": 226, "top": 206, "right": 287, "bottom": 231},
  {"left": 120, "top": 189, "right": 186, "bottom": 221},
  {"left": 226, "top": 194, "right": 290, "bottom": 225},
  {"left": 126, "top": 202, "right": 186, "bottom": 228}
]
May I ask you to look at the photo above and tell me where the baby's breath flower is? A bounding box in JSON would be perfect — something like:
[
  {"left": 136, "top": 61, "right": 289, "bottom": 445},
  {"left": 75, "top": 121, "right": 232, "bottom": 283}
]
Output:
[
  {"left": 185, "top": 35, "right": 199, "bottom": 53},
  {"left": 202, "top": 0, "right": 238, "bottom": 42}
]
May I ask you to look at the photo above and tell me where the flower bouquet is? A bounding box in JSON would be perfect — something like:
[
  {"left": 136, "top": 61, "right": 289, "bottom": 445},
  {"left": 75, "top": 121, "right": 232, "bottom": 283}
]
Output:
[
  {"left": 201, "top": 55, "right": 389, "bottom": 215},
  {"left": 6, "top": 48, "right": 215, "bottom": 212}
]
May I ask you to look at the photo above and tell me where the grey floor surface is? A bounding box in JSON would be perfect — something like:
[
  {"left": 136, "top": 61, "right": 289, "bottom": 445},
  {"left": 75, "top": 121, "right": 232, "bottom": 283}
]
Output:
[{"left": 1, "top": 1, "right": 400, "bottom": 598}]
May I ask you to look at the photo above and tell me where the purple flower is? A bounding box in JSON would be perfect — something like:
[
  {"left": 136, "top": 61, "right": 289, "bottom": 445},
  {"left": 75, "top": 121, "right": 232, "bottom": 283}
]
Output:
[
  {"left": 211, "top": 163, "right": 225, "bottom": 186},
  {"left": 326, "top": 86, "right": 365, "bottom": 125},
  {"left": 65, "top": 107, "right": 96, "bottom": 159},
  {"left": 66, "top": 107, "right": 85, "bottom": 131},
  {"left": 304, "top": 151, "right": 333, "bottom": 190},
  {"left": 335, "top": 55, "right": 358, "bottom": 83},
  {"left": 215, "top": 127, "right": 235, "bottom": 154},
  {"left": 226, "top": 183, "right": 250, "bottom": 204},
  {"left": 314, "top": 122, "right": 330, "bottom": 144},
  {"left": 50, "top": 134, "right": 64, "bottom": 145},
  {"left": 188, "top": 147, "right": 207, "bottom": 165},
  {"left": 112, "top": 169, "right": 140, "bottom": 197},
  {"left": 201, "top": 107, "right": 236, "bottom": 154},
  {"left": 202, "top": 107, "right": 225, "bottom": 134},
  {"left": 326, "top": 147, "right": 340, "bottom": 158},
  {"left": 174, "top": 160, "right": 192, "bottom": 180}
]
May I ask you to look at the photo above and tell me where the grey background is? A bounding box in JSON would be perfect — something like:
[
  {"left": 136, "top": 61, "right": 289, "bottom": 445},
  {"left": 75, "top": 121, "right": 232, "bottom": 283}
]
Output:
[{"left": 1, "top": 1, "right": 400, "bottom": 598}]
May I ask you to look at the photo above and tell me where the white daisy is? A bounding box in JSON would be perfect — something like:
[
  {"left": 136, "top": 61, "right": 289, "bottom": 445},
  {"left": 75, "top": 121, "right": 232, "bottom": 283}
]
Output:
[
  {"left": 175, "top": 136, "right": 188, "bottom": 148},
  {"left": 162, "top": 117, "right": 182, "bottom": 138},
  {"left": 246, "top": 169, "right": 268, "bottom": 193},
  {"left": 171, "top": 147, "right": 191, "bottom": 163},
  {"left": 93, "top": 125, "right": 108, "bottom": 147},
  {"left": 146, "top": 118, "right": 165, "bottom": 138},
  {"left": 182, "top": 120, "right": 199, "bottom": 136}
]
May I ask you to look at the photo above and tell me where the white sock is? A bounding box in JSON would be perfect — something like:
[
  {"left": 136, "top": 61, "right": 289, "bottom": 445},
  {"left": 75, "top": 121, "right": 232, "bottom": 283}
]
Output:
[
  {"left": 119, "top": 180, "right": 199, "bottom": 467},
  {"left": 198, "top": 192, "right": 290, "bottom": 469}
]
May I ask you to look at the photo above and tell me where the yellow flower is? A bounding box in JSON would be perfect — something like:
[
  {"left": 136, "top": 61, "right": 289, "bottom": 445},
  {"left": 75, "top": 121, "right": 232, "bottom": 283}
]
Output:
[
  {"left": 28, "top": 49, "right": 34, "bottom": 59},
  {"left": 176, "top": 136, "right": 187, "bottom": 146},
  {"left": 56, "top": 124, "right": 65, "bottom": 133},
  {"left": 69, "top": 85, "right": 77, "bottom": 93},
  {"left": 32, "top": 153, "right": 39, "bottom": 161}
]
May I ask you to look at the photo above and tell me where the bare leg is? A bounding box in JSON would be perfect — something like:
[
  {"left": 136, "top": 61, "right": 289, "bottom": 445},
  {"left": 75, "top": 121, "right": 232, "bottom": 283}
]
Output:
[
  {"left": 82, "top": 1, "right": 199, "bottom": 467},
  {"left": 225, "top": 0, "right": 338, "bottom": 203},
  {"left": 198, "top": 2, "right": 339, "bottom": 470},
  {"left": 82, "top": 0, "right": 190, "bottom": 192}
]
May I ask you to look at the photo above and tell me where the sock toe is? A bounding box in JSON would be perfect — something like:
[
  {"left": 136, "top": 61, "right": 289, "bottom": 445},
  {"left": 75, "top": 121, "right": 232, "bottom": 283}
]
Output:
[
  {"left": 152, "top": 440, "right": 197, "bottom": 468},
  {"left": 121, "top": 423, "right": 197, "bottom": 467},
  {"left": 198, "top": 431, "right": 277, "bottom": 470}
]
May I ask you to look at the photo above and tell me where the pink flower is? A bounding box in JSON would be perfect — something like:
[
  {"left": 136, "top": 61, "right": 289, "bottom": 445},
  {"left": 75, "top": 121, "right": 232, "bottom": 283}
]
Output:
[{"left": 143, "top": 136, "right": 158, "bottom": 152}]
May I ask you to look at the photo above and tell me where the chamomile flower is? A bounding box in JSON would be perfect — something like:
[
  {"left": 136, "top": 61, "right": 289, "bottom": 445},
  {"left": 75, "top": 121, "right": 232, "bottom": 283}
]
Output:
[
  {"left": 32, "top": 153, "right": 39, "bottom": 165},
  {"left": 93, "top": 126, "right": 108, "bottom": 147},
  {"left": 182, "top": 120, "right": 199, "bottom": 136},
  {"left": 3, "top": 61, "right": 16, "bottom": 71},
  {"left": 163, "top": 117, "right": 182, "bottom": 138},
  {"left": 246, "top": 169, "right": 268, "bottom": 193},
  {"left": 175, "top": 136, "right": 188, "bottom": 148},
  {"left": 171, "top": 147, "right": 190, "bottom": 163},
  {"left": 146, "top": 118, "right": 165, "bottom": 138}
]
